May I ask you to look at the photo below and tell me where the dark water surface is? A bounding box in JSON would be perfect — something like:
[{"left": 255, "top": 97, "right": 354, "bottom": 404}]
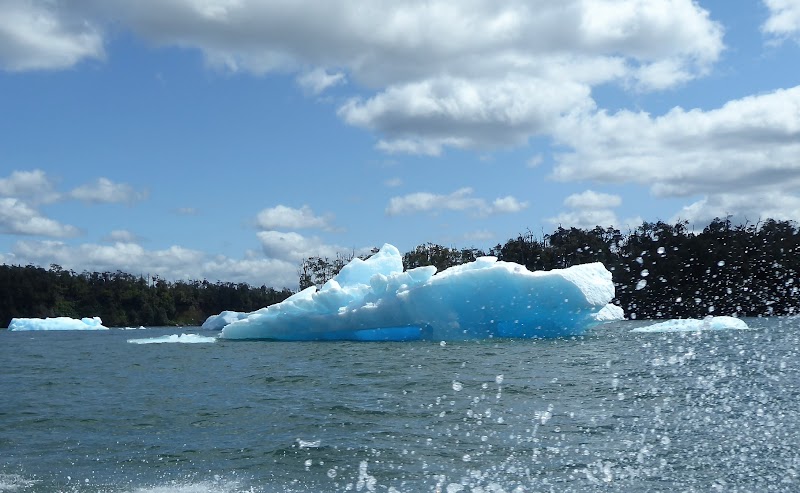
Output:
[{"left": 1, "top": 318, "right": 799, "bottom": 492}]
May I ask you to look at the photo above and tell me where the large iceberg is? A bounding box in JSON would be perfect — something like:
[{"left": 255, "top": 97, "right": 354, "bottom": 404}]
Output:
[
  {"left": 219, "top": 244, "right": 617, "bottom": 341},
  {"left": 8, "top": 316, "right": 108, "bottom": 331}
]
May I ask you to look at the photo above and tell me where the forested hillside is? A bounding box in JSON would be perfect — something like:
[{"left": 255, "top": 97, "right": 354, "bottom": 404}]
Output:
[
  {"left": 3, "top": 217, "right": 799, "bottom": 328},
  {"left": 302, "top": 217, "right": 800, "bottom": 320},
  {"left": 0, "top": 267, "right": 292, "bottom": 328}
]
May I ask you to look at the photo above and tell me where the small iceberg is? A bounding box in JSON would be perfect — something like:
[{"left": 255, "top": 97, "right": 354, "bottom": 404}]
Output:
[
  {"left": 201, "top": 310, "right": 247, "bottom": 330},
  {"left": 8, "top": 316, "right": 108, "bottom": 331},
  {"left": 217, "top": 243, "right": 617, "bottom": 341},
  {"left": 591, "top": 304, "right": 625, "bottom": 322},
  {"left": 127, "top": 333, "right": 217, "bottom": 344},
  {"left": 631, "top": 316, "right": 750, "bottom": 333}
]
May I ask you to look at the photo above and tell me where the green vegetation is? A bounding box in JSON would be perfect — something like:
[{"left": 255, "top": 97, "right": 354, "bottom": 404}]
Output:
[
  {"left": 0, "top": 267, "right": 292, "bottom": 328},
  {"left": 2, "top": 217, "right": 798, "bottom": 328},
  {"left": 302, "top": 217, "right": 800, "bottom": 319}
]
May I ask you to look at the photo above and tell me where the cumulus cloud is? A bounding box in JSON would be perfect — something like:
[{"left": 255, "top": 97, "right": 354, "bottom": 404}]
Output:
[
  {"left": 1, "top": 0, "right": 724, "bottom": 154},
  {"left": 297, "top": 67, "right": 346, "bottom": 95},
  {"left": 552, "top": 85, "right": 800, "bottom": 221},
  {"left": 490, "top": 196, "right": 529, "bottom": 214},
  {"left": 564, "top": 190, "right": 623, "bottom": 210},
  {"left": 0, "top": 0, "right": 104, "bottom": 71},
  {"left": 671, "top": 191, "right": 800, "bottom": 227},
  {"left": 547, "top": 190, "right": 631, "bottom": 230},
  {"left": 340, "top": 75, "right": 593, "bottom": 155},
  {"left": 104, "top": 229, "right": 139, "bottom": 243},
  {"left": 0, "top": 198, "right": 80, "bottom": 237},
  {"left": 762, "top": 0, "right": 800, "bottom": 42},
  {"left": 257, "top": 230, "right": 347, "bottom": 263},
  {"left": 0, "top": 169, "right": 59, "bottom": 203},
  {"left": 386, "top": 187, "right": 528, "bottom": 216},
  {"left": 8, "top": 239, "right": 300, "bottom": 288},
  {"left": 70, "top": 178, "right": 148, "bottom": 204},
  {"left": 255, "top": 205, "right": 333, "bottom": 231}
]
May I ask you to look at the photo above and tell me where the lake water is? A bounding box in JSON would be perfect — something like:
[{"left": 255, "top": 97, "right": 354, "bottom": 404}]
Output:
[{"left": 1, "top": 317, "right": 798, "bottom": 492}]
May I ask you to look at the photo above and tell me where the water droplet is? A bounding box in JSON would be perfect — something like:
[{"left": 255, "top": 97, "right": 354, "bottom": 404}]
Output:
[
  {"left": 636, "top": 279, "right": 647, "bottom": 290},
  {"left": 495, "top": 374, "right": 504, "bottom": 384},
  {"left": 452, "top": 381, "right": 463, "bottom": 392}
]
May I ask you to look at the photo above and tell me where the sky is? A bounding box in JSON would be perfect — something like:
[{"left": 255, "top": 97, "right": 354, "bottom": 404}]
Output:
[{"left": 1, "top": 0, "right": 799, "bottom": 289}]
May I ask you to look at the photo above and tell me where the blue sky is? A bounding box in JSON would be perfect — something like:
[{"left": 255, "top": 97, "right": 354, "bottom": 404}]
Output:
[{"left": 1, "top": 0, "right": 799, "bottom": 289}]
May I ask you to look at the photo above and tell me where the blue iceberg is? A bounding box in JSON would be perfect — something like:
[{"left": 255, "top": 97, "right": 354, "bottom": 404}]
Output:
[
  {"left": 219, "top": 244, "right": 618, "bottom": 341},
  {"left": 8, "top": 316, "right": 108, "bottom": 331},
  {"left": 201, "top": 310, "right": 247, "bottom": 330},
  {"left": 631, "top": 316, "right": 750, "bottom": 333},
  {"left": 127, "top": 333, "right": 217, "bottom": 344}
]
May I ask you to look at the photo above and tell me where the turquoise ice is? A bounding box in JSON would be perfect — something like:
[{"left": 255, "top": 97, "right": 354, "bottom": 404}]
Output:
[{"left": 219, "top": 244, "right": 619, "bottom": 341}]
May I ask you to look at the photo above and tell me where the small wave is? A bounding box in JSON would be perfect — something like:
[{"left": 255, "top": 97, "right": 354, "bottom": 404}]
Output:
[
  {"left": 127, "top": 478, "right": 255, "bottom": 493},
  {"left": 0, "top": 474, "right": 39, "bottom": 492},
  {"left": 127, "top": 333, "right": 217, "bottom": 344}
]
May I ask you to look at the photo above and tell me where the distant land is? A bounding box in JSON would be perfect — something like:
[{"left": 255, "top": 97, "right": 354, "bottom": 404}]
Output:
[{"left": 2, "top": 217, "right": 798, "bottom": 328}]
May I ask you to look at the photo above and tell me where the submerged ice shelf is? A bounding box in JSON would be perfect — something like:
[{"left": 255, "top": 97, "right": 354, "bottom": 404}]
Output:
[{"left": 217, "top": 243, "right": 620, "bottom": 341}]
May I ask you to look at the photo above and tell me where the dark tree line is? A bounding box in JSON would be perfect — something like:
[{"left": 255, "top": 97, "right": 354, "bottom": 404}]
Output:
[
  {"left": 3, "top": 217, "right": 798, "bottom": 328},
  {"left": 0, "top": 266, "right": 292, "bottom": 328},
  {"left": 299, "top": 217, "right": 800, "bottom": 319}
]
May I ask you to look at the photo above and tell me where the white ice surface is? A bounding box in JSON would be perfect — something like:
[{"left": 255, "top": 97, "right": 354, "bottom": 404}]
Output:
[
  {"left": 127, "top": 333, "right": 217, "bottom": 344},
  {"left": 219, "top": 243, "right": 617, "bottom": 341},
  {"left": 631, "top": 316, "right": 750, "bottom": 333},
  {"left": 592, "top": 304, "right": 625, "bottom": 322},
  {"left": 8, "top": 316, "right": 108, "bottom": 331},
  {"left": 201, "top": 310, "right": 248, "bottom": 330}
]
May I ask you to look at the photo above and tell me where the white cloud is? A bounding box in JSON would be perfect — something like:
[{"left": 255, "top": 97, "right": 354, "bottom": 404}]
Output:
[
  {"left": 0, "top": 169, "right": 59, "bottom": 203},
  {"left": 0, "top": 198, "right": 80, "bottom": 237},
  {"left": 256, "top": 230, "right": 345, "bottom": 263},
  {"left": 104, "top": 229, "right": 139, "bottom": 243},
  {"left": 762, "top": 0, "right": 800, "bottom": 42},
  {"left": 340, "top": 75, "right": 593, "bottom": 155},
  {"left": 670, "top": 191, "right": 800, "bottom": 227},
  {"left": 2, "top": 0, "right": 724, "bottom": 154},
  {"left": 552, "top": 86, "right": 800, "bottom": 225},
  {"left": 70, "top": 178, "right": 148, "bottom": 204},
  {"left": 175, "top": 207, "right": 198, "bottom": 215},
  {"left": 548, "top": 209, "right": 621, "bottom": 230},
  {"left": 564, "top": 190, "right": 622, "bottom": 209},
  {"left": 8, "top": 239, "right": 300, "bottom": 288},
  {"left": 386, "top": 187, "right": 528, "bottom": 216},
  {"left": 0, "top": 0, "right": 104, "bottom": 71},
  {"left": 490, "top": 196, "right": 529, "bottom": 214},
  {"left": 255, "top": 205, "right": 333, "bottom": 231},
  {"left": 297, "top": 67, "right": 346, "bottom": 95},
  {"left": 548, "top": 190, "right": 625, "bottom": 229}
]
